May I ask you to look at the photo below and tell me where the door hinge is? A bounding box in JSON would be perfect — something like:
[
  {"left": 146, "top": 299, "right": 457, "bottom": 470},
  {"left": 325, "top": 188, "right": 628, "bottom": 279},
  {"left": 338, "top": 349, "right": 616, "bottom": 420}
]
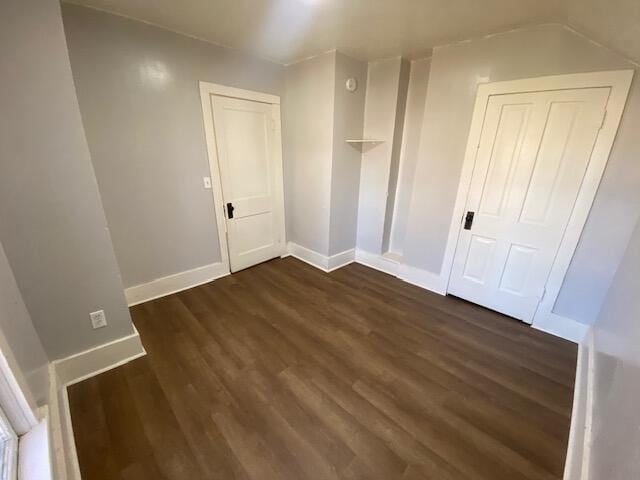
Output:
[
  {"left": 541, "top": 287, "right": 547, "bottom": 302},
  {"left": 599, "top": 109, "right": 607, "bottom": 130}
]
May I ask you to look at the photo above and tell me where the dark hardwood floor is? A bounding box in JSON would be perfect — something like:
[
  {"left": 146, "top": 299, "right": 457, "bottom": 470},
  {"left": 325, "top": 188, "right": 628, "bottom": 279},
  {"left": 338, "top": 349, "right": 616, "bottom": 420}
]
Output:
[{"left": 68, "top": 257, "right": 577, "bottom": 480}]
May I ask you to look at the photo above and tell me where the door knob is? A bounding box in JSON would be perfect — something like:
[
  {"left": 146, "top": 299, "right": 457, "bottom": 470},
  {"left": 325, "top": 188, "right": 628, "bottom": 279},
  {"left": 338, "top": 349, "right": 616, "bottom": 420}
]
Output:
[
  {"left": 226, "top": 202, "right": 235, "bottom": 219},
  {"left": 464, "top": 211, "right": 474, "bottom": 230}
]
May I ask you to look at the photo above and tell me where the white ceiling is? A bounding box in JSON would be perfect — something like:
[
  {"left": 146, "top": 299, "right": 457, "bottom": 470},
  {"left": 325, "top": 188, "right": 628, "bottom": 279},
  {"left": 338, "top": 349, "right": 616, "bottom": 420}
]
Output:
[
  {"left": 566, "top": 0, "right": 640, "bottom": 65},
  {"left": 64, "top": 0, "right": 568, "bottom": 65}
]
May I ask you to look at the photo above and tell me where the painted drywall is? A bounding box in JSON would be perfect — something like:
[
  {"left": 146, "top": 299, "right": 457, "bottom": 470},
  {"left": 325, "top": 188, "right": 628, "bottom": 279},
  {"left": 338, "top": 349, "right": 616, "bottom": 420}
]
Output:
[
  {"left": 587, "top": 217, "right": 640, "bottom": 478},
  {"left": 381, "top": 59, "right": 411, "bottom": 254},
  {"left": 356, "top": 58, "right": 405, "bottom": 254},
  {"left": 329, "top": 52, "right": 367, "bottom": 256},
  {"left": 388, "top": 58, "right": 432, "bottom": 256},
  {"left": 402, "top": 24, "right": 640, "bottom": 326},
  {"left": 62, "top": 4, "right": 285, "bottom": 289},
  {"left": 64, "top": 0, "right": 564, "bottom": 64},
  {"left": 283, "top": 52, "right": 336, "bottom": 255},
  {"left": 0, "top": 242, "right": 49, "bottom": 407},
  {"left": 567, "top": 0, "right": 640, "bottom": 67},
  {"left": 0, "top": 0, "right": 134, "bottom": 359}
]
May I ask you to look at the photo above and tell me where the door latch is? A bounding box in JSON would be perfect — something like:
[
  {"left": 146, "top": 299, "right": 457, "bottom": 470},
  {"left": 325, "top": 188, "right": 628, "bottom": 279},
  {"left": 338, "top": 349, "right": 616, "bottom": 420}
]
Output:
[
  {"left": 464, "top": 211, "right": 475, "bottom": 230},
  {"left": 226, "top": 202, "right": 235, "bottom": 219}
]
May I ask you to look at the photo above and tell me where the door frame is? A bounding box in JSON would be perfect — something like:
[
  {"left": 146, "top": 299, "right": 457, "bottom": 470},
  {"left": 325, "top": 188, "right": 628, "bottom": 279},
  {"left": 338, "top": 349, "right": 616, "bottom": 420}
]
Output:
[
  {"left": 199, "top": 81, "right": 286, "bottom": 274},
  {"left": 439, "top": 70, "right": 633, "bottom": 328}
]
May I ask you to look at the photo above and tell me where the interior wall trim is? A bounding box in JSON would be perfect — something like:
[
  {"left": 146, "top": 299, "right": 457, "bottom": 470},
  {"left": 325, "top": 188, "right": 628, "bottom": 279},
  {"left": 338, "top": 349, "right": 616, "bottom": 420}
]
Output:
[
  {"left": 0, "top": 339, "right": 38, "bottom": 435},
  {"left": 397, "top": 263, "right": 448, "bottom": 295},
  {"left": 354, "top": 249, "right": 399, "bottom": 276},
  {"left": 562, "top": 329, "right": 594, "bottom": 480},
  {"left": 285, "top": 242, "right": 355, "bottom": 272},
  {"left": 47, "top": 364, "right": 68, "bottom": 480},
  {"left": 532, "top": 313, "right": 589, "bottom": 344},
  {"left": 52, "top": 326, "right": 146, "bottom": 388},
  {"left": 124, "top": 262, "right": 230, "bottom": 307},
  {"left": 49, "top": 327, "right": 147, "bottom": 480},
  {"left": 292, "top": 243, "right": 586, "bottom": 344}
]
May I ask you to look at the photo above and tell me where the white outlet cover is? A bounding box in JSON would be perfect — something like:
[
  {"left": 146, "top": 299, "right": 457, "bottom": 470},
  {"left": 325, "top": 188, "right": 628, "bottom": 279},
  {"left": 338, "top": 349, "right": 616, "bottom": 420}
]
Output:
[
  {"left": 90, "top": 310, "right": 107, "bottom": 329},
  {"left": 203, "top": 176, "right": 212, "bottom": 189}
]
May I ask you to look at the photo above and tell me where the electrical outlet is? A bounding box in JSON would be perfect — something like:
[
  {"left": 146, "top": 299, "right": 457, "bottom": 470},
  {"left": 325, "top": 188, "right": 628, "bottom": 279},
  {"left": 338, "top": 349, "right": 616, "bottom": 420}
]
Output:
[
  {"left": 90, "top": 310, "right": 107, "bottom": 329},
  {"left": 203, "top": 176, "right": 212, "bottom": 189}
]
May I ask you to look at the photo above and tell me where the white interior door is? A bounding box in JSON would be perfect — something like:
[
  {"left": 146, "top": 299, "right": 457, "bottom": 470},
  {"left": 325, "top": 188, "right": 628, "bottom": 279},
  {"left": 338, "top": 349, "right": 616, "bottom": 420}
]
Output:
[
  {"left": 211, "top": 95, "right": 284, "bottom": 272},
  {"left": 448, "top": 87, "right": 609, "bottom": 323}
]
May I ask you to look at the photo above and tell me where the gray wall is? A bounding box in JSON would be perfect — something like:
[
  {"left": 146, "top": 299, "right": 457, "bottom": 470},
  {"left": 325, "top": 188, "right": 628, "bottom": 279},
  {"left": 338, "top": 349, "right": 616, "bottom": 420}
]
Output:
[
  {"left": 381, "top": 59, "right": 410, "bottom": 254},
  {"left": 283, "top": 52, "right": 336, "bottom": 255},
  {"left": 587, "top": 218, "right": 640, "bottom": 478},
  {"left": 402, "top": 24, "right": 640, "bottom": 326},
  {"left": 284, "top": 50, "right": 368, "bottom": 257},
  {"left": 388, "top": 58, "right": 431, "bottom": 256},
  {"left": 62, "top": 4, "right": 285, "bottom": 288},
  {"left": 329, "top": 52, "right": 367, "bottom": 255},
  {"left": 0, "top": 243, "right": 49, "bottom": 407},
  {"left": 0, "top": 0, "right": 134, "bottom": 359},
  {"left": 568, "top": 0, "right": 640, "bottom": 66},
  {"left": 356, "top": 58, "right": 404, "bottom": 254}
]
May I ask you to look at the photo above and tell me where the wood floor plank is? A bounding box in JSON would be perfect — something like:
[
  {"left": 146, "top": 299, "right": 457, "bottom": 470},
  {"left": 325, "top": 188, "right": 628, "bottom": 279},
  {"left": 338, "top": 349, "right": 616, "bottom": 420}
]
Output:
[{"left": 69, "top": 257, "right": 577, "bottom": 479}]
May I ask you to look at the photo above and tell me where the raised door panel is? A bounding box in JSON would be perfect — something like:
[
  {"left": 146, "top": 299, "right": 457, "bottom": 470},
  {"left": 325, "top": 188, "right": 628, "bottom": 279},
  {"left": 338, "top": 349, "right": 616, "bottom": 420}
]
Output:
[
  {"left": 212, "top": 96, "right": 282, "bottom": 272},
  {"left": 449, "top": 87, "right": 608, "bottom": 323}
]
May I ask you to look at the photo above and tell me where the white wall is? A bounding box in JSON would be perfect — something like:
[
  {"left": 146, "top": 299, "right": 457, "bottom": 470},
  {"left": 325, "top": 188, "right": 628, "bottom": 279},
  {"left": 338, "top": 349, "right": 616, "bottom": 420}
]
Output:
[
  {"left": 283, "top": 52, "right": 336, "bottom": 255},
  {"left": 388, "top": 58, "right": 431, "bottom": 256},
  {"left": 62, "top": 4, "right": 285, "bottom": 289},
  {"left": 284, "top": 50, "right": 368, "bottom": 258},
  {"left": 580, "top": 218, "right": 640, "bottom": 479},
  {"left": 356, "top": 58, "right": 405, "bottom": 254},
  {"left": 567, "top": 0, "right": 640, "bottom": 66},
  {"left": 0, "top": 0, "right": 135, "bottom": 360},
  {"left": 0, "top": 243, "right": 49, "bottom": 407},
  {"left": 329, "top": 52, "right": 368, "bottom": 255},
  {"left": 381, "top": 59, "right": 411, "bottom": 254},
  {"left": 402, "top": 24, "right": 640, "bottom": 327}
]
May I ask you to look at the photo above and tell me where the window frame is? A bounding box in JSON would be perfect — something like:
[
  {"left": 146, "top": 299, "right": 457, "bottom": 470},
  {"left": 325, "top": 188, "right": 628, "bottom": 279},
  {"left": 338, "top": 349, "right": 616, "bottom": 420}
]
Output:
[{"left": 0, "top": 406, "right": 17, "bottom": 480}]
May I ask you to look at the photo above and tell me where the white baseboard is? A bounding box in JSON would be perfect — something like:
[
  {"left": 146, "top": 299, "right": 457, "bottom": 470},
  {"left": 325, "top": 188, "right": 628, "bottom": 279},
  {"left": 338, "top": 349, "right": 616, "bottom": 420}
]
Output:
[
  {"left": 52, "top": 326, "right": 146, "bottom": 388},
  {"left": 286, "top": 242, "right": 355, "bottom": 272},
  {"left": 532, "top": 313, "right": 589, "bottom": 344},
  {"left": 397, "top": 263, "right": 448, "bottom": 295},
  {"left": 124, "top": 262, "right": 230, "bottom": 306},
  {"left": 288, "top": 245, "right": 448, "bottom": 298},
  {"left": 354, "top": 250, "right": 449, "bottom": 297},
  {"left": 563, "top": 329, "right": 594, "bottom": 480},
  {"left": 286, "top": 242, "right": 329, "bottom": 271},
  {"left": 48, "top": 327, "right": 147, "bottom": 480},
  {"left": 355, "top": 249, "right": 399, "bottom": 276},
  {"left": 327, "top": 248, "right": 356, "bottom": 271},
  {"left": 290, "top": 244, "right": 583, "bottom": 344}
]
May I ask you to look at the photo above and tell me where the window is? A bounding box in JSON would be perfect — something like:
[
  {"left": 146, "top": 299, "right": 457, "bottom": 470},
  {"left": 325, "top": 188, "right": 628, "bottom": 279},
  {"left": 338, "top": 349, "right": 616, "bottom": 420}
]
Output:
[
  {"left": 0, "top": 406, "right": 16, "bottom": 480},
  {"left": 0, "top": 342, "right": 40, "bottom": 480}
]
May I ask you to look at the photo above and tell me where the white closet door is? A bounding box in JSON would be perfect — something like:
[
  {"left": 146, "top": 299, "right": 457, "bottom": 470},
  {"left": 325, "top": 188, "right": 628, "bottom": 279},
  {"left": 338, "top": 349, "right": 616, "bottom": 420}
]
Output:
[
  {"left": 448, "top": 87, "right": 609, "bottom": 322},
  {"left": 211, "top": 96, "right": 284, "bottom": 272}
]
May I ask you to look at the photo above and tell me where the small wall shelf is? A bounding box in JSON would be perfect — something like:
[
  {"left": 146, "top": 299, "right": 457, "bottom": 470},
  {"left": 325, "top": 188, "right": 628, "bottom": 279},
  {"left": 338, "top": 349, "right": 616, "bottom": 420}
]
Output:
[{"left": 345, "top": 139, "right": 385, "bottom": 144}]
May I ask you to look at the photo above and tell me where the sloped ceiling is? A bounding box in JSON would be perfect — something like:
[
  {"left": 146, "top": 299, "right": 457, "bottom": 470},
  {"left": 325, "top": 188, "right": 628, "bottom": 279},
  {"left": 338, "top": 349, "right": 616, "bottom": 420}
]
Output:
[
  {"left": 64, "top": 0, "right": 640, "bottom": 65},
  {"left": 566, "top": 0, "right": 640, "bottom": 65},
  {"left": 64, "top": 0, "right": 566, "bottom": 64}
]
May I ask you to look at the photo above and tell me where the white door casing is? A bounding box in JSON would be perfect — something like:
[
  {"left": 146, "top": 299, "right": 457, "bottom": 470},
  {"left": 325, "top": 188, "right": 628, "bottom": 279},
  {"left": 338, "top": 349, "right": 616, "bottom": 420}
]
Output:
[
  {"left": 199, "top": 83, "right": 285, "bottom": 274},
  {"left": 448, "top": 87, "right": 609, "bottom": 322}
]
